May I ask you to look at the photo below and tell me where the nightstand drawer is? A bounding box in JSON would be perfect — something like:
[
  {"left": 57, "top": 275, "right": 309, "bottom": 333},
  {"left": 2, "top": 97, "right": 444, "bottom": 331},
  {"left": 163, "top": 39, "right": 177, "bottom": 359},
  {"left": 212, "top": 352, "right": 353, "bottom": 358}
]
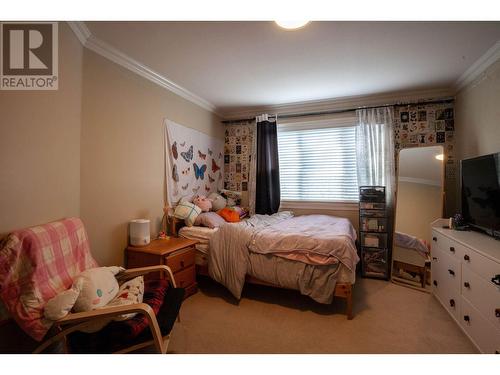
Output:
[
  {"left": 174, "top": 265, "right": 196, "bottom": 289},
  {"left": 167, "top": 247, "right": 195, "bottom": 273}
]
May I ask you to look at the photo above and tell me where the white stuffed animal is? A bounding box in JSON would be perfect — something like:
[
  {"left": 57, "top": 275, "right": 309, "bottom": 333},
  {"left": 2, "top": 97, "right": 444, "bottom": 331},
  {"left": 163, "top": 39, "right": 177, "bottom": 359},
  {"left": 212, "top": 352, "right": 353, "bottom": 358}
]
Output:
[
  {"left": 44, "top": 266, "right": 124, "bottom": 320},
  {"left": 44, "top": 266, "right": 145, "bottom": 333}
]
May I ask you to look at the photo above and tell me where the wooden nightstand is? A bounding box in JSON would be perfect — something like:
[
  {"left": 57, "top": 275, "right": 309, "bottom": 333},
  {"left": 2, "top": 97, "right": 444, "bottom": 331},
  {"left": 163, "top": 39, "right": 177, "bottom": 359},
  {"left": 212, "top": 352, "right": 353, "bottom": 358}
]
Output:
[{"left": 126, "top": 237, "right": 198, "bottom": 299}]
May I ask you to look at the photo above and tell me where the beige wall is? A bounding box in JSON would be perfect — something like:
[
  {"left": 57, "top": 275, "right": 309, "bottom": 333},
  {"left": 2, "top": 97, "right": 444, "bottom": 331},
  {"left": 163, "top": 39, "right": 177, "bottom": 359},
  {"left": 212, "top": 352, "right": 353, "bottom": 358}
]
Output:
[
  {"left": 0, "top": 23, "right": 83, "bottom": 235},
  {"left": 80, "top": 50, "right": 223, "bottom": 266},
  {"left": 455, "top": 59, "right": 500, "bottom": 162},
  {"left": 395, "top": 181, "right": 442, "bottom": 243},
  {"left": 454, "top": 58, "right": 500, "bottom": 212}
]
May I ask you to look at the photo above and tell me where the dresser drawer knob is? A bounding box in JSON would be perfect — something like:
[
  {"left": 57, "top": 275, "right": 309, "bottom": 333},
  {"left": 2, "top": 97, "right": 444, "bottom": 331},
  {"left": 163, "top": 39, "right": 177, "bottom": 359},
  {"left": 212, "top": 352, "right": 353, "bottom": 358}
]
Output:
[
  {"left": 449, "top": 299, "right": 455, "bottom": 307},
  {"left": 463, "top": 254, "right": 470, "bottom": 261},
  {"left": 432, "top": 237, "right": 437, "bottom": 242},
  {"left": 463, "top": 315, "right": 470, "bottom": 323},
  {"left": 448, "top": 269, "right": 455, "bottom": 276},
  {"left": 495, "top": 308, "right": 500, "bottom": 318},
  {"left": 464, "top": 282, "right": 470, "bottom": 288},
  {"left": 180, "top": 260, "right": 185, "bottom": 268},
  {"left": 433, "top": 280, "right": 438, "bottom": 286},
  {"left": 492, "top": 275, "right": 500, "bottom": 286},
  {"left": 449, "top": 246, "right": 455, "bottom": 253}
]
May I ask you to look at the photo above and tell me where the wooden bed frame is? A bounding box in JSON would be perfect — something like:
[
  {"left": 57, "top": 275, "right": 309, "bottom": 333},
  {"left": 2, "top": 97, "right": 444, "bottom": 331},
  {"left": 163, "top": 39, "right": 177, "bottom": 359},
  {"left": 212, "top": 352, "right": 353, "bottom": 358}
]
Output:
[{"left": 169, "top": 217, "right": 354, "bottom": 320}]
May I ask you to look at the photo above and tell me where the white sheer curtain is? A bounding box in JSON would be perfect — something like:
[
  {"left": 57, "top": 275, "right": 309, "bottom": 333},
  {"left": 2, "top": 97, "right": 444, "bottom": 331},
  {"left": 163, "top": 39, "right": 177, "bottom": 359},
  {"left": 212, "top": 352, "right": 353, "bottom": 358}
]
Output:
[
  {"left": 356, "top": 106, "right": 396, "bottom": 248},
  {"left": 356, "top": 107, "right": 395, "bottom": 191}
]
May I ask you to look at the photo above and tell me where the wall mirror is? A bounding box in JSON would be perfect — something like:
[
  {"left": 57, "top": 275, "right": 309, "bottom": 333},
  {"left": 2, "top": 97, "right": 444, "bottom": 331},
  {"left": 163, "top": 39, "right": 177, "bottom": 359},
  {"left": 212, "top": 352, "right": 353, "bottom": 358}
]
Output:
[{"left": 392, "top": 145, "right": 444, "bottom": 291}]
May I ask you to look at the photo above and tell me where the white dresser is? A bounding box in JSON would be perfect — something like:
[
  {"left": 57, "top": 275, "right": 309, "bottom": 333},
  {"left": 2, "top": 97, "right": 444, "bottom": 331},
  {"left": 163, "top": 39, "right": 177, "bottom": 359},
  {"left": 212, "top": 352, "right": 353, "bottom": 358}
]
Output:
[{"left": 431, "top": 219, "right": 500, "bottom": 353}]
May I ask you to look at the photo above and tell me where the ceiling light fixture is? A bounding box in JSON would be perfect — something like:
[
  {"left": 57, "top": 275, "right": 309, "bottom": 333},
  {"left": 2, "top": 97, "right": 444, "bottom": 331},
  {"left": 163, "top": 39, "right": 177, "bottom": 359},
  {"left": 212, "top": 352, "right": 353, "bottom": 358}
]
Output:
[
  {"left": 275, "top": 20, "right": 310, "bottom": 30},
  {"left": 435, "top": 154, "right": 444, "bottom": 161}
]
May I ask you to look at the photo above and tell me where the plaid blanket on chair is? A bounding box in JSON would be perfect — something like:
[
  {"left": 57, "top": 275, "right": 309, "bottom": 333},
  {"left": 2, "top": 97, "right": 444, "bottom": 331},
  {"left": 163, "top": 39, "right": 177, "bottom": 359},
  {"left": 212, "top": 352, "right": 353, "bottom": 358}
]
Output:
[{"left": 0, "top": 218, "right": 98, "bottom": 341}]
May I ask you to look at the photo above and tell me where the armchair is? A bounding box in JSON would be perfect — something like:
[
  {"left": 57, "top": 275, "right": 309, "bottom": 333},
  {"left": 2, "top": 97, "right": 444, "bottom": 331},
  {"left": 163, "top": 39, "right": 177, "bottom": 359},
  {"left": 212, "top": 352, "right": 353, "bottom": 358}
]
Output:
[{"left": 0, "top": 218, "right": 184, "bottom": 354}]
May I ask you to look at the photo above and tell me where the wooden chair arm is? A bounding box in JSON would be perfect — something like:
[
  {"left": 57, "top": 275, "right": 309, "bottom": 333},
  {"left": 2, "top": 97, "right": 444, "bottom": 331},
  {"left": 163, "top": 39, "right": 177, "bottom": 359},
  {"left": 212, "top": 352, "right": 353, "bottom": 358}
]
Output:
[
  {"left": 118, "top": 265, "right": 177, "bottom": 288},
  {"left": 56, "top": 302, "right": 155, "bottom": 325},
  {"left": 35, "top": 302, "right": 166, "bottom": 354}
]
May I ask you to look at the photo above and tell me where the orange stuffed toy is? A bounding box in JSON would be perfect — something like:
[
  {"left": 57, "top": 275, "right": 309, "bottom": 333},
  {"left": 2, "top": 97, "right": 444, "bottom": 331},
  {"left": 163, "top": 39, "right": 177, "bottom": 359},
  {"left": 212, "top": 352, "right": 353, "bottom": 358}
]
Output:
[{"left": 217, "top": 207, "right": 240, "bottom": 223}]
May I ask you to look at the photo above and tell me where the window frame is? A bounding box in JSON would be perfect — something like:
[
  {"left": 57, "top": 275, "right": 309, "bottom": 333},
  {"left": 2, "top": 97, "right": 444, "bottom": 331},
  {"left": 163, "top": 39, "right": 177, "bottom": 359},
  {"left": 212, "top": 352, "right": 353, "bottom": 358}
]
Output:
[{"left": 277, "top": 113, "right": 359, "bottom": 209}]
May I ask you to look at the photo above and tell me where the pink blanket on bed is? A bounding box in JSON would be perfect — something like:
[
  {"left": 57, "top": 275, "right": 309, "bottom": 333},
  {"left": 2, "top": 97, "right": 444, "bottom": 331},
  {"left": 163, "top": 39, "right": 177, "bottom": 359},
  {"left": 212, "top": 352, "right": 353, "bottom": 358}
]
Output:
[
  {"left": 248, "top": 215, "right": 359, "bottom": 270},
  {"left": 0, "top": 218, "right": 98, "bottom": 341}
]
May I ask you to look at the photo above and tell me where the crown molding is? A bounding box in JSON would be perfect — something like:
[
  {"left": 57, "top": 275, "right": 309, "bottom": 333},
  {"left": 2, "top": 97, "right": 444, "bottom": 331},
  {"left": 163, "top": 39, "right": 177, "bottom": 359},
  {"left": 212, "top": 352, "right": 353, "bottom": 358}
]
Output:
[
  {"left": 67, "top": 21, "right": 494, "bottom": 120},
  {"left": 67, "top": 21, "right": 219, "bottom": 115},
  {"left": 222, "top": 87, "right": 455, "bottom": 120},
  {"left": 67, "top": 21, "right": 91, "bottom": 45},
  {"left": 455, "top": 40, "right": 500, "bottom": 92}
]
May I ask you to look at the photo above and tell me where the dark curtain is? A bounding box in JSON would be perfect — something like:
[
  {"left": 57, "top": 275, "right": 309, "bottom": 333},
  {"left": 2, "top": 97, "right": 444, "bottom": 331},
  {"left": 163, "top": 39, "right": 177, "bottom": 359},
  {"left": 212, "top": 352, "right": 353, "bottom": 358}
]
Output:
[{"left": 255, "top": 119, "right": 281, "bottom": 214}]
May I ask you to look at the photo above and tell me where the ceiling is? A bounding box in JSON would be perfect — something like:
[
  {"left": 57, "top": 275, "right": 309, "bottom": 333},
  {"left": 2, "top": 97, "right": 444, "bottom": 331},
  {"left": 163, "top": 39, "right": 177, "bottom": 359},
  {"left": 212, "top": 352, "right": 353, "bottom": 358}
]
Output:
[
  {"left": 399, "top": 146, "right": 444, "bottom": 186},
  {"left": 86, "top": 21, "right": 500, "bottom": 115}
]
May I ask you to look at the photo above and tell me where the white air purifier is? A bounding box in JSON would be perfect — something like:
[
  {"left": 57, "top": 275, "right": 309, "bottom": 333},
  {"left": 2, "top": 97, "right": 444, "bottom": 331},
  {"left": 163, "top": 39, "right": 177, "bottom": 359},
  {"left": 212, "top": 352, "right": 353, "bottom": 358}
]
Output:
[{"left": 129, "top": 219, "right": 150, "bottom": 246}]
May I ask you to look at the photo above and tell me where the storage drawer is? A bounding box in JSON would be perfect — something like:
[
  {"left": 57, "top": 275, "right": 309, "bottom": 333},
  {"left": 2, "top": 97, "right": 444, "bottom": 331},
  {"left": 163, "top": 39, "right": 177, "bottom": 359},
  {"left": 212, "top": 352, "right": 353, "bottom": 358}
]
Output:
[
  {"left": 433, "top": 283, "right": 461, "bottom": 323},
  {"left": 359, "top": 202, "right": 385, "bottom": 210},
  {"left": 360, "top": 217, "right": 387, "bottom": 232},
  {"left": 433, "top": 246, "right": 461, "bottom": 293},
  {"left": 462, "top": 266, "right": 500, "bottom": 330},
  {"left": 461, "top": 247, "right": 500, "bottom": 287},
  {"left": 166, "top": 247, "right": 195, "bottom": 273},
  {"left": 173, "top": 265, "right": 196, "bottom": 289},
  {"left": 431, "top": 249, "right": 461, "bottom": 322},
  {"left": 360, "top": 209, "right": 386, "bottom": 218},
  {"left": 362, "top": 248, "right": 388, "bottom": 277},
  {"left": 361, "top": 232, "right": 387, "bottom": 249},
  {"left": 359, "top": 186, "right": 385, "bottom": 202},
  {"left": 431, "top": 230, "right": 463, "bottom": 260},
  {"left": 460, "top": 297, "right": 500, "bottom": 353}
]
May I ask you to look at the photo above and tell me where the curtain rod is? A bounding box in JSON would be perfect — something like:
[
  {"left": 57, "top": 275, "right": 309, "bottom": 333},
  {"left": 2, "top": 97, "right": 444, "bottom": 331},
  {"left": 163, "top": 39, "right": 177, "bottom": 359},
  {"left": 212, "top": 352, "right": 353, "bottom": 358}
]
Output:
[{"left": 221, "top": 97, "right": 455, "bottom": 124}]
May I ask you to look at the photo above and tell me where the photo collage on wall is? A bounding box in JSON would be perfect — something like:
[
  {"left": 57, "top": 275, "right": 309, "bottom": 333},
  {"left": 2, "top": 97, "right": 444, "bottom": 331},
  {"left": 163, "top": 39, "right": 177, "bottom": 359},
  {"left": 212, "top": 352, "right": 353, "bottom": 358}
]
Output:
[
  {"left": 223, "top": 121, "right": 255, "bottom": 194},
  {"left": 394, "top": 102, "right": 455, "bottom": 180}
]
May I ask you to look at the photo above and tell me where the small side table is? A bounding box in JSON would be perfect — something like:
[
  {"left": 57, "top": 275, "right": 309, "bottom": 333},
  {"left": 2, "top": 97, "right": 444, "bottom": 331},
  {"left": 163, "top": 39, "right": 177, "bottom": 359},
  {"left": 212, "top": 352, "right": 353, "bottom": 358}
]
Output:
[{"left": 126, "top": 237, "right": 198, "bottom": 299}]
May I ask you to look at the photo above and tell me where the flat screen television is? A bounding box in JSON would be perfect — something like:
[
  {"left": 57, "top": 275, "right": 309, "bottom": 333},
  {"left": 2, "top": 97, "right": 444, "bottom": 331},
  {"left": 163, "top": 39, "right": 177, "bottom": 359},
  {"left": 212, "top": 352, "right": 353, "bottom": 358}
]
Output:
[{"left": 461, "top": 152, "right": 500, "bottom": 238}]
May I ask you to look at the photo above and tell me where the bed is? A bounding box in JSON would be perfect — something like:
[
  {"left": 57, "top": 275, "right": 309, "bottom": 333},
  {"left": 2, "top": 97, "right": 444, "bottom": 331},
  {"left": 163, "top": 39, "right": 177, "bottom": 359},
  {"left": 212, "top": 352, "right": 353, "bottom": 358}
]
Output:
[
  {"left": 392, "top": 231, "right": 431, "bottom": 288},
  {"left": 173, "top": 211, "right": 359, "bottom": 319}
]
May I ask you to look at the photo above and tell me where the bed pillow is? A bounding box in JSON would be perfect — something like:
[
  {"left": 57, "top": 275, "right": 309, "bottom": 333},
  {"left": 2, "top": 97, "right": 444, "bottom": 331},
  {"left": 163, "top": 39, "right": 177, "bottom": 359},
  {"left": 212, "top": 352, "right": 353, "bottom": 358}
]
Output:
[
  {"left": 194, "top": 212, "right": 226, "bottom": 229},
  {"left": 217, "top": 207, "right": 241, "bottom": 223},
  {"left": 174, "top": 201, "right": 202, "bottom": 227},
  {"left": 208, "top": 193, "right": 227, "bottom": 211}
]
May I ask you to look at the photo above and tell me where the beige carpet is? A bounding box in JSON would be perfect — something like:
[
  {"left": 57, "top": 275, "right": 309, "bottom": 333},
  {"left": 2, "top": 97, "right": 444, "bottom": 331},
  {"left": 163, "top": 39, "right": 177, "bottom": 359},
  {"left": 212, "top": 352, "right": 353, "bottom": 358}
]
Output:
[{"left": 166, "top": 276, "right": 477, "bottom": 354}]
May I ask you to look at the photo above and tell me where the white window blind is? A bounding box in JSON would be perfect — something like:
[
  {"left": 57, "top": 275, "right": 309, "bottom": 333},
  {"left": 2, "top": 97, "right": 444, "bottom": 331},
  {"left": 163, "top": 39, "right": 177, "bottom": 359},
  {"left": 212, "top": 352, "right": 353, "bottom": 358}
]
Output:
[{"left": 278, "top": 115, "right": 358, "bottom": 202}]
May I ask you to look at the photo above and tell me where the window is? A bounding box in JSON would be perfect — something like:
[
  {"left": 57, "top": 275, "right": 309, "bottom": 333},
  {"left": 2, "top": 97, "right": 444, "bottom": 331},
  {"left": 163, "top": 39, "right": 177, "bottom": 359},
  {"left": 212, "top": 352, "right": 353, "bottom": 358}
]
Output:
[{"left": 277, "top": 115, "right": 358, "bottom": 202}]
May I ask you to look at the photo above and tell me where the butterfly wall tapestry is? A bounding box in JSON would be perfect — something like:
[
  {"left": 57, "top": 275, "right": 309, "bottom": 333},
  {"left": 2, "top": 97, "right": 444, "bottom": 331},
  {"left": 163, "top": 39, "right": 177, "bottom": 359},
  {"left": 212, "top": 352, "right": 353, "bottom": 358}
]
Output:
[{"left": 164, "top": 119, "right": 224, "bottom": 207}]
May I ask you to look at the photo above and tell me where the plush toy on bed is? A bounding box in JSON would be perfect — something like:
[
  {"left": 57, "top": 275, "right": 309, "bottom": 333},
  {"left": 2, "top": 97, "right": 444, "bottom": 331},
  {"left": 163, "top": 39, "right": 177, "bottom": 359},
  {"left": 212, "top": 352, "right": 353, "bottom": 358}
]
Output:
[
  {"left": 193, "top": 195, "right": 212, "bottom": 212},
  {"left": 207, "top": 192, "right": 226, "bottom": 211},
  {"left": 44, "top": 266, "right": 144, "bottom": 332}
]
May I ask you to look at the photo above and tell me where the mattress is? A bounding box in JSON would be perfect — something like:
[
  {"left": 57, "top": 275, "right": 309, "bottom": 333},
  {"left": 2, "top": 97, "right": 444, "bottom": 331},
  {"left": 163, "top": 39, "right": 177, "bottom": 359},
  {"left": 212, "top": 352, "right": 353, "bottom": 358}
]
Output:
[{"left": 178, "top": 225, "right": 218, "bottom": 254}]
